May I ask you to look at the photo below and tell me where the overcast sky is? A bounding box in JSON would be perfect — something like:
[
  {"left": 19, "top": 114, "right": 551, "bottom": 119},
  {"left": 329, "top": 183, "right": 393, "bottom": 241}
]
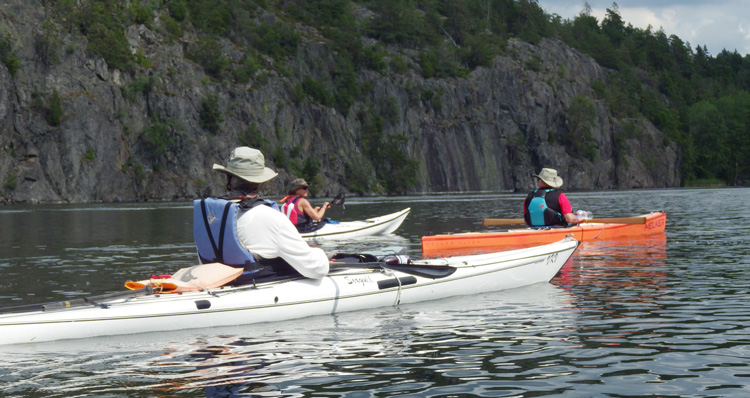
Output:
[{"left": 536, "top": 0, "right": 750, "bottom": 56}]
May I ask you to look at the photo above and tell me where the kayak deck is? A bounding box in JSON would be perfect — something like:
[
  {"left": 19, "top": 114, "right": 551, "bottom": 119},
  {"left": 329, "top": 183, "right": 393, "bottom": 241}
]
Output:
[
  {"left": 422, "top": 211, "right": 666, "bottom": 257},
  {"left": 301, "top": 208, "right": 410, "bottom": 239}
]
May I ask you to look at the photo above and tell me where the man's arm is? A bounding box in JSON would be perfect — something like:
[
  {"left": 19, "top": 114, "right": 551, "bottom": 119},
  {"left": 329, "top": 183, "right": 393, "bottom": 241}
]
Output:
[{"left": 558, "top": 193, "right": 583, "bottom": 224}]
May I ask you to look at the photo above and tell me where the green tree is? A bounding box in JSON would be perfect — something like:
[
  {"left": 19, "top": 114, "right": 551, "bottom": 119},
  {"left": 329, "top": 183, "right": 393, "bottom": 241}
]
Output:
[
  {"left": 185, "top": 0, "right": 233, "bottom": 36},
  {"left": 687, "top": 101, "right": 729, "bottom": 182},
  {"left": 299, "top": 156, "right": 321, "bottom": 185},
  {"left": 168, "top": 0, "right": 187, "bottom": 21},
  {"left": 0, "top": 33, "right": 20, "bottom": 76},
  {"left": 367, "top": 0, "right": 430, "bottom": 46},
  {"left": 380, "top": 134, "right": 418, "bottom": 194},
  {"left": 36, "top": 20, "right": 62, "bottom": 66},
  {"left": 359, "top": 106, "right": 418, "bottom": 194},
  {"left": 47, "top": 89, "right": 63, "bottom": 126},
  {"left": 143, "top": 117, "right": 176, "bottom": 158},
  {"left": 601, "top": 3, "right": 626, "bottom": 46},
  {"left": 188, "top": 35, "right": 229, "bottom": 79},
  {"left": 331, "top": 54, "right": 359, "bottom": 114},
  {"left": 248, "top": 21, "right": 301, "bottom": 60},
  {"left": 516, "top": 0, "right": 551, "bottom": 44},
  {"left": 73, "top": 0, "right": 135, "bottom": 71},
  {"left": 286, "top": 0, "right": 353, "bottom": 28},
  {"left": 199, "top": 94, "right": 223, "bottom": 134},
  {"left": 238, "top": 123, "right": 267, "bottom": 149},
  {"left": 715, "top": 92, "right": 750, "bottom": 184},
  {"left": 302, "top": 76, "right": 333, "bottom": 106},
  {"left": 565, "top": 95, "right": 597, "bottom": 160}
]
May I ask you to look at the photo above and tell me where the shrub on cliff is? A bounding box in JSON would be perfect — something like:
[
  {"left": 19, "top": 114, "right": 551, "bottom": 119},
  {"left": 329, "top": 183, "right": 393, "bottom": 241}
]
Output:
[
  {"left": 0, "top": 32, "right": 20, "bottom": 77},
  {"left": 199, "top": 94, "right": 224, "bottom": 135},
  {"left": 47, "top": 89, "right": 63, "bottom": 127}
]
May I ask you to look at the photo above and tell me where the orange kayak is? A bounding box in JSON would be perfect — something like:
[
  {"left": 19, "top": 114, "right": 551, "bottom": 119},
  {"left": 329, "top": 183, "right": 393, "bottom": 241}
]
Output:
[{"left": 422, "top": 212, "right": 666, "bottom": 258}]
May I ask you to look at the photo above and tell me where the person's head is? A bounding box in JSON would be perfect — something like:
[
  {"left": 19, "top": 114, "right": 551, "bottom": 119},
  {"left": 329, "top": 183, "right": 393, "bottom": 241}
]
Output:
[
  {"left": 213, "top": 147, "right": 278, "bottom": 194},
  {"left": 533, "top": 168, "right": 563, "bottom": 189},
  {"left": 288, "top": 178, "right": 309, "bottom": 196}
]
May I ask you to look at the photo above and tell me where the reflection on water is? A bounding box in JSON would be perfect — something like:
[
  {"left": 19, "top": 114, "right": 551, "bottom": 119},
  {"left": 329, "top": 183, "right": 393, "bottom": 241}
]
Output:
[
  {"left": 559, "top": 234, "right": 668, "bottom": 290},
  {"left": 2, "top": 189, "right": 750, "bottom": 397}
]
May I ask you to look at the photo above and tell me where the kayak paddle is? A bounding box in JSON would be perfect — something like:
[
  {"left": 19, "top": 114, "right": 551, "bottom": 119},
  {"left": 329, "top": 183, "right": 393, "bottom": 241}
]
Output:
[
  {"left": 331, "top": 261, "right": 456, "bottom": 279},
  {"left": 0, "top": 286, "right": 155, "bottom": 314},
  {"left": 482, "top": 216, "right": 648, "bottom": 226}
]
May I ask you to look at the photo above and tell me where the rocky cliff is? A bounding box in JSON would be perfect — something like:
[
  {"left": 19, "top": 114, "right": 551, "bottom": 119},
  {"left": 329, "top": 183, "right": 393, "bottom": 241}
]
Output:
[{"left": 0, "top": 1, "right": 680, "bottom": 204}]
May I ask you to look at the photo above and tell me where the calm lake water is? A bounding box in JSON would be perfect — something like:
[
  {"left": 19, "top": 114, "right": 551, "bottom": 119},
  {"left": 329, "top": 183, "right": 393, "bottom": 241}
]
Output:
[{"left": 1, "top": 188, "right": 749, "bottom": 397}]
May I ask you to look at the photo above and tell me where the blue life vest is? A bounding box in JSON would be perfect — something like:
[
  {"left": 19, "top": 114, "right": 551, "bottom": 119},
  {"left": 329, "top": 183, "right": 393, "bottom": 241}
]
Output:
[
  {"left": 525, "top": 189, "right": 564, "bottom": 227},
  {"left": 193, "top": 197, "right": 278, "bottom": 267}
]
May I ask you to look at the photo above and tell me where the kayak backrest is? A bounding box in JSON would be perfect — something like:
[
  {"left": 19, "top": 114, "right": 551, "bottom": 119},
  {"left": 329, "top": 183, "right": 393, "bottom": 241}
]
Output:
[{"left": 193, "top": 198, "right": 256, "bottom": 267}]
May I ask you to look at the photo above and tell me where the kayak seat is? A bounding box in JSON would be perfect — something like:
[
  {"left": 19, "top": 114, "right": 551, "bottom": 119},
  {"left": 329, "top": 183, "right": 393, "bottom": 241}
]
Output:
[{"left": 296, "top": 220, "right": 328, "bottom": 233}]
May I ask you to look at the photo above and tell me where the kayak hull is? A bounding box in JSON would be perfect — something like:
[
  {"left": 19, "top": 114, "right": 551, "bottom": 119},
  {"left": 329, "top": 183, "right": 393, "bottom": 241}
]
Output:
[
  {"left": 0, "top": 238, "right": 578, "bottom": 345},
  {"left": 301, "top": 208, "right": 410, "bottom": 240},
  {"left": 422, "top": 212, "right": 666, "bottom": 257}
]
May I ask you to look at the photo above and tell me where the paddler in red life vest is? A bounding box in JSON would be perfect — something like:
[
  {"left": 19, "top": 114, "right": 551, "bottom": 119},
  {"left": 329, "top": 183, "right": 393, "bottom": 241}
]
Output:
[
  {"left": 279, "top": 178, "right": 330, "bottom": 233},
  {"left": 522, "top": 168, "right": 585, "bottom": 227}
]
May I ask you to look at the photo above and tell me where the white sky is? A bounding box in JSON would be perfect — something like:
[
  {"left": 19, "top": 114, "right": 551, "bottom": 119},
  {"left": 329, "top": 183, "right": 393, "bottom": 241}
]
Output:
[{"left": 537, "top": 0, "right": 750, "bottom": 56}]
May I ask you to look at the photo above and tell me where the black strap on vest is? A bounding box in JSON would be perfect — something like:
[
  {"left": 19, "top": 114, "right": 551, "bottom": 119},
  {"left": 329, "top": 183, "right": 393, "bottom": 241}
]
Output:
[
  {"left": 200, "top": 197, "right": 274, "bottom": 264},
  {"left": 217, "top": 202, "right": 232, "bottom": 263},
  {"left": 200, "top": 199, "right": 232, "bottom": 263}
]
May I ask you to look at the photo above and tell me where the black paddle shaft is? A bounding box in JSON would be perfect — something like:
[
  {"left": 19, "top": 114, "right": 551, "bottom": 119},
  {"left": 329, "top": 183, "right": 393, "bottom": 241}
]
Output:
[
  {"left": 0, "top": 287, "right": 155, "bottom": 314},
  {"left": 330, "top": 261, "right": 456, "bottom": 279}
]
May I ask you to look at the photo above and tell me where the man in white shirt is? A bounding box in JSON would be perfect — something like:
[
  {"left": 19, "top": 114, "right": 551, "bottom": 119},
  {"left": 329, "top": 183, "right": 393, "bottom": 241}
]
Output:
[{"left": 212, "top": 147, "right": 329, "bottom": 279}]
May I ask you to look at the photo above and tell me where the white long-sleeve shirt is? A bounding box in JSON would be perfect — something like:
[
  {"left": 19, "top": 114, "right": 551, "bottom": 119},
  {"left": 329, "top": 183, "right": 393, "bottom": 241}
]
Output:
[{"left": 236, "top": 204, "right": 329, "bottom": 279}]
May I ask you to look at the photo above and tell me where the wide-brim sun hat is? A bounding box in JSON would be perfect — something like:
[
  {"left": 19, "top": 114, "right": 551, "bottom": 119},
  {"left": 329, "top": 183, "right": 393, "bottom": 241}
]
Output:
[
  {"left": 288, "top": 178, "right": 309, "bottom": 194},
  {"left": 533, "top": 168, "right": 563, "bottom": 188},
  {"left": 213, "top": 147, "right": 278, "bottom": 183}
]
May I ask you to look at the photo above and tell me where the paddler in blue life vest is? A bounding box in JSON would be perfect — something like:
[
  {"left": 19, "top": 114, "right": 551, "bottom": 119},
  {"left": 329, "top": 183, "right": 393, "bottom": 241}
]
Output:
[
  {"left": 523, "top": 168, "right": 585, "bottom": 227},
  {"left": 279, "top": 178, "right": 330, "bottom": 233},
  {"left": 212, "top": 147, "right": 329, "bottom": 279}
]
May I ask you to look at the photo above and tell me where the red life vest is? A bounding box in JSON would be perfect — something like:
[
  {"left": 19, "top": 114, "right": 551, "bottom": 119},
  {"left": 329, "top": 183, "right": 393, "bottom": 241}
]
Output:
[{"left": 281, "top": 196, "right": 309, "bottom": 226}]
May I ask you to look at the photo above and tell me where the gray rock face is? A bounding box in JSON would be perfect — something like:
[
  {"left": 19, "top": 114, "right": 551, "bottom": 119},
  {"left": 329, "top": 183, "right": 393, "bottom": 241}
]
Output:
[{"left": 0, "top": 1, "right": 679, "bottom": 204}]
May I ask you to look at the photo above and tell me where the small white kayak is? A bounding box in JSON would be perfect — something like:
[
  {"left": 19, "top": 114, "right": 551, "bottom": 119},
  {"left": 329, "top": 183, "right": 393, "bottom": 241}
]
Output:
[
  {"left": 300, "top": 208, "right": 411, "bottom": 240},
  {"left": 0, "top": 237, "right": 578, "bottom": 346}
]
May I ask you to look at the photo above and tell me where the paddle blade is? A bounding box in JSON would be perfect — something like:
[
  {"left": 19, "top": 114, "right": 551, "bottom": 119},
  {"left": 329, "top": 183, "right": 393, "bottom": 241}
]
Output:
[
  {"left": 331, "top": 192, "right": 345, "bottom": 206},
  {"left": 331, "top": 261, "right": 456, "bottom": 279},
  {"left": 385, "top": 263, "right": 457, "bottom": 279}
]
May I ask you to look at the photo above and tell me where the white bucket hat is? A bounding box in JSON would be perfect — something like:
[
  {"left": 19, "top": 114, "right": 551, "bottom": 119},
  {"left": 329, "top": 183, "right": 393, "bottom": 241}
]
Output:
[
  {"left": 533, "top": 168, "right": 563, "bottom": 188},
  {"left": 213, "top": 147, "right": 278, "bottom": 183}
]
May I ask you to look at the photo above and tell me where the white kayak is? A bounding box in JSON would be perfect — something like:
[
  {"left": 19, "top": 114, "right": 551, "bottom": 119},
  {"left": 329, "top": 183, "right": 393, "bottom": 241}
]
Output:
[
  {"left": 0, "top": 237, "right": 578, "bottom": 346},
  {"left": 300, "top": 208, "right": 410, "bottom": 240}
]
